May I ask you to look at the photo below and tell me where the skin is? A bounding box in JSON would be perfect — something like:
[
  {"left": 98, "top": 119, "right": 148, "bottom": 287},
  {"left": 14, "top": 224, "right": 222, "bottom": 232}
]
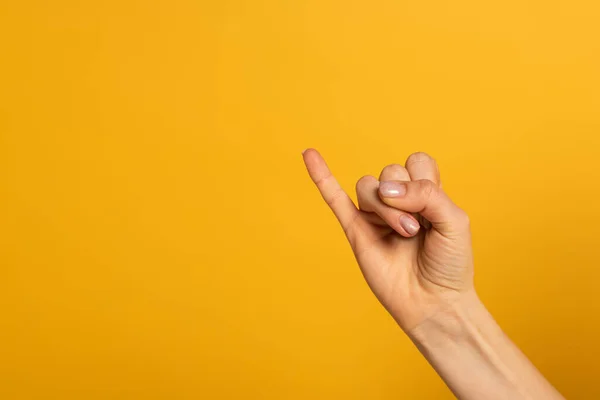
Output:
[{"left": 302, "top": 148, "right": 564, "bottom": 400}]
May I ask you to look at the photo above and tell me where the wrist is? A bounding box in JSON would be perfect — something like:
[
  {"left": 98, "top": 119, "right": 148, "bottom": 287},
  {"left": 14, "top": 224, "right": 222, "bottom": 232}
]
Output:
[
  {"left": 405, "top": 290, "right": 545, "bottom": 400},
  {"left": 407, "top": 289, "right": 490, "bottom": 349}
]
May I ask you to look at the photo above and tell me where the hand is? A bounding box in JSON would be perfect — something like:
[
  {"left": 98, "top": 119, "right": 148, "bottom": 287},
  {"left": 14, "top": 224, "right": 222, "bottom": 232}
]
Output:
[
  {"left": 303, "top": 149, "right": 474, "bottom": 332},
  {"left": 304, "top": 149, "right": 564, "bottom": 399}
]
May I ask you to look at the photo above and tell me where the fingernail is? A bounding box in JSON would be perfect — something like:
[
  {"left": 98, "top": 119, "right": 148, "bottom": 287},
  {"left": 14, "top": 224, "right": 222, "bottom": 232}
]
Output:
[
  {"left": 400, "top": 214, "right": 420, "bottom": 235},
  {"left": 379, "top": 181, "right": 407, "bottom": 197},
  {"left": 302, "top": 148, "right": 308, "bottom": 154}
]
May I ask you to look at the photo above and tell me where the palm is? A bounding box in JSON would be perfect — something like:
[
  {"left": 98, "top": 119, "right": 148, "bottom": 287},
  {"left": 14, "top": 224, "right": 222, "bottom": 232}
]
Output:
[
  {"left": 347, "top": 210, "right": 472, "bottom": 327},
  {"left": 350, "top": 213, "right": 418, "bottom": 303}
]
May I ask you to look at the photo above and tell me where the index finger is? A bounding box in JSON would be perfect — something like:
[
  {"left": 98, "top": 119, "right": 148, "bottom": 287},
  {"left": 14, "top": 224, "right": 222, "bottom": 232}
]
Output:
[{"left": 302, "top": 148, "right": 359, "bottom": 232}]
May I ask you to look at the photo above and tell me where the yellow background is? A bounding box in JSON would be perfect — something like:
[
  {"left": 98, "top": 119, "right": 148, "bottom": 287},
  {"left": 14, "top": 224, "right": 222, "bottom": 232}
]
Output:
[{"left": 1, "top": 0, "right": 599, "bottom": 398}]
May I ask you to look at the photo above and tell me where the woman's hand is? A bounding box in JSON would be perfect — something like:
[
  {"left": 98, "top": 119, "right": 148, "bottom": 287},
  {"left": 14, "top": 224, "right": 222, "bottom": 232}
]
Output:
[
  {"left": 304, "top": 148, "right": 564, "bottom": 399},
  {"left": 303, "top": 149, "right": 474, "bottom": 332}
]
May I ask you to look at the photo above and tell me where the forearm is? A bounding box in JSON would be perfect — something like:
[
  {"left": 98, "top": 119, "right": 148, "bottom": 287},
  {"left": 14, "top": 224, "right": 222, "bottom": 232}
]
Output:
[{"left": 406, "top": 291, "right": 564, "bottom": 400}]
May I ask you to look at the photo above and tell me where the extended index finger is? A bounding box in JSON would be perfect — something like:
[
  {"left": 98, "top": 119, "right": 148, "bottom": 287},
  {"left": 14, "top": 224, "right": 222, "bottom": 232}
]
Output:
[{"left": 302, "top": 148, "right": 359, "bottom": 232}]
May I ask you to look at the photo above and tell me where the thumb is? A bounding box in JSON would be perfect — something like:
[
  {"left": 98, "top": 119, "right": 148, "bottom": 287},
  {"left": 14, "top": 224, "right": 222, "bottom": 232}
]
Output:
[{"left": 378, "top": 179, "right": 469, "bottom": 234}]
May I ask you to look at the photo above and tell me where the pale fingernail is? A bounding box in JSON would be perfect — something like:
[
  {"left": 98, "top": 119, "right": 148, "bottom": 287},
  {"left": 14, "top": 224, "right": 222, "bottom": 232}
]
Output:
[
  {"left": 399, "top": 214, "right": 420, "bottom": 235},
  {"left": 379, "top": 181, "right": 407, "bottom": 197}
]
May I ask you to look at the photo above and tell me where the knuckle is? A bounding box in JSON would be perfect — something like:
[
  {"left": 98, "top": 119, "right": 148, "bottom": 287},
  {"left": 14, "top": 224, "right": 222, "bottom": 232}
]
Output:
[
  {"left": 326, "top": 187, "right": 346, "bottom": 208},
  {"left": 455, "top": 208, "right": 471, "bottom": 227},
  {"left": 356, "top": 175, "right": 376, "bottom": 191},
  {"left": 406, "top": 151, "right": 432, "bottom": 166},
  {"left": 418, "top": 179, "right": 437, "bottom": 200},
  {"left": 314, "top": 171, "right": 332, "bottom": 188},
  {"left": 381, "top": 163, "right": 405, "bottom": 176},
  {"left": 342, "top": 210, "right": 362, "bottom": 241}
]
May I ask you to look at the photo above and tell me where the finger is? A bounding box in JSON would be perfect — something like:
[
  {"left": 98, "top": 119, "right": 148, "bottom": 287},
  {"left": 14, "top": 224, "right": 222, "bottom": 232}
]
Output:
[
  {"left": 378, "top": 179, "right": 468, "bottom": 234},
  {"left": 379, "top": 163, "right": 411, "bottom": 182},
  {"left": 405, "top": 152, "right": 441, "bottom": 187},
  {"left": 357, "top": 180, "right": 387, "bottom": 226},
  {"left": 362, "top": 211, "right": 389, "bottom": 226},
  {"left": 356, "top": 175, "right": 421, "bottom": 237},
  {"left": 378, "top": 163, "right": 424, "bottom": 228},
  {"left": 360, "top": 164, "right": 410, "bottom": 212},
  {"left": 303, "top": 148, "right": 359, "bottom": 232},
  {"left": 405, "top": 153, "right": 440, "bottom": 229}
]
